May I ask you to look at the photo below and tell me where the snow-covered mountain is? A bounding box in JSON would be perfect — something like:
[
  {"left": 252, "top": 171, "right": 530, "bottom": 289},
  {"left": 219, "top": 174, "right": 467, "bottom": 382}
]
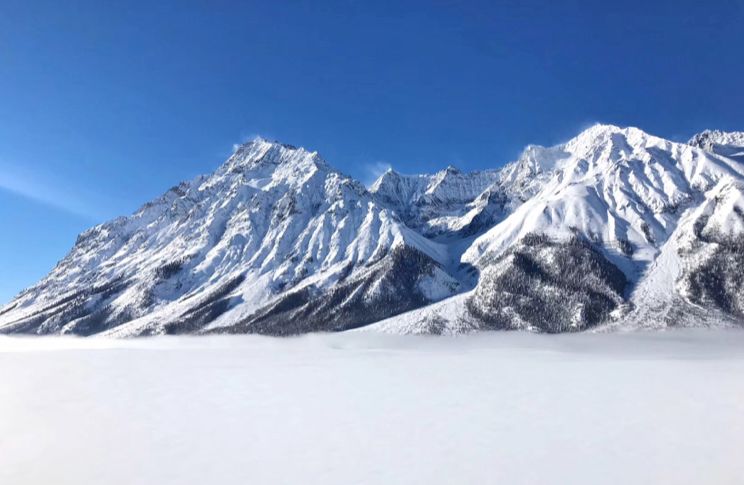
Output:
[
  {"left": 371, "top": 125, "right": 744, "bottom": 334},
  {"left": 2, "top": 124, "right": 744, "bottom": 336},
  {"left": 0, "top": 140, "right": 459, "bottom": 336}
]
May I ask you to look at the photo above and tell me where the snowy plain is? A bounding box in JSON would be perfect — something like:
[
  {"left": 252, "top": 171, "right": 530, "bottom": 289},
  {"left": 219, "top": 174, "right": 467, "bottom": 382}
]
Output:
[{"left": 1, "top": 330, "right": 744, "bottom": 485}]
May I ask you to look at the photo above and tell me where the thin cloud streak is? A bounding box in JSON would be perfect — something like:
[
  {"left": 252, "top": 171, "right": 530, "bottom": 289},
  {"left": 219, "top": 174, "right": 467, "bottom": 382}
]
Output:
[
  {"left": 363, "top": 161, "right": 393, "bottom": 187},
  {"left": 0, "top": 170, "right": 99, "bottom": 221}
]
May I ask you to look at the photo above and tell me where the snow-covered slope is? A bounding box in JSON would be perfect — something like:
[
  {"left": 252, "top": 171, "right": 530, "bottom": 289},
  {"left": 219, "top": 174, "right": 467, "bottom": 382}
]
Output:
[
  {"left": 373, "top": 124, "right": 744, "bottom": 334},
  {"left": 3, "top": 125, "right": 744, "bottom": 336},
  {"left": 370, "top": 166, "right": 502, "bottom": 237},
  {"left": 688, "top": 129, "right": 744, "bottom": 151},
  {"left": 688, "top": 129, "right": 744, "bottom": 164},
  {"left": 0, "top": 139, "right": 459, "bottom": 336},
  {"left": 464, "top": 125, "right": 744, "bottom": 269}
]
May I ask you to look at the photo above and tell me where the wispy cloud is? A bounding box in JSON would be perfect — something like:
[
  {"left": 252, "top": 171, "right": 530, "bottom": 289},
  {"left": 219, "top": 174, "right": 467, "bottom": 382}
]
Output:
[
  {"left": 0, "top": 163, "right": 98, "bottom": 220},
  {"left": 362, "top": 161, "right": 393, "bottom": 187}
]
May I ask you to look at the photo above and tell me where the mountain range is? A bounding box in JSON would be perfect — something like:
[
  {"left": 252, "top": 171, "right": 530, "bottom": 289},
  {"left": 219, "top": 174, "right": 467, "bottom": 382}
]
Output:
[{"left": 2, "top": 124, "right": 743, "bottom": 336}]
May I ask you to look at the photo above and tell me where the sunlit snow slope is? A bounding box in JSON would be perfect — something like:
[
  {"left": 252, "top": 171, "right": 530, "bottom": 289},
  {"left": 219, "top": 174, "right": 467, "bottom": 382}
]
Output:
[
  {"left": 375, "top": 125, "right": 744, "bottom": 333},
  {"left": 0, "top": 140, "right": 459, "bottom": 336}
]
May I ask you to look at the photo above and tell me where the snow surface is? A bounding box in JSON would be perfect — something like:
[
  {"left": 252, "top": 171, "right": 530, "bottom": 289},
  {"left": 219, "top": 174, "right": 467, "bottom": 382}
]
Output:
[
  {"left": 463, "top": 124, "right": 744, "bottom": 272},
  {"left": 1, "top": 331, "right": 744, "bottom": 485}
]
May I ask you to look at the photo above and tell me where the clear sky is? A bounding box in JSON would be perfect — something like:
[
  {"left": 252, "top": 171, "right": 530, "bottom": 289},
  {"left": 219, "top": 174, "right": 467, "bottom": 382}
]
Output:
[{"left": 1, "top": 0, "right": 743, "bottom": 304}]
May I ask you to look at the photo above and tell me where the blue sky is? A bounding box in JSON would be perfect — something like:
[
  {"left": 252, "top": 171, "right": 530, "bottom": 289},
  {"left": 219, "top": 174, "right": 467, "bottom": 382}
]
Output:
[{"left": 1, "top": 0, "right": 743, "bottom": 303}]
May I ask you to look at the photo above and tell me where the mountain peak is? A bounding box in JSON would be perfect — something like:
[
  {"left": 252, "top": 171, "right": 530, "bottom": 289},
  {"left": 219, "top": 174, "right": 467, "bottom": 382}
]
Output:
[
  {"left": 569, "top": 123, "right": 650, "bottom": 145},
  {"left": 369, "top": 167, "right": 403, "bottom": 192},
  {"left": 580, "top": 122, "right": 623, "bottom": 134},
  {"left": 225, "top": 137, "right": 327, "bottom": 173},
  {"left": 688, "top": 130, "right": 744, "bottom": 150}
]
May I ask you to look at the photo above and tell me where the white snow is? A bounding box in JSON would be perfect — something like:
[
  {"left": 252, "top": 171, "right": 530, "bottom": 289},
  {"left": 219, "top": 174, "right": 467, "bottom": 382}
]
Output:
[
  {"left": 364, "top": 292, "right": 477, "bottom": 335},
  {"left": 688, "top": 129, "right": 744, "bottom": 153},
  {"left": 463, "top": 125, "right": 744, "bottom": 270},
  {"left": 1, "top": 331, "right": 744, "bottom": 485},
  {"left": 369, "top": 165, "right": 501, "bottom": 236}
]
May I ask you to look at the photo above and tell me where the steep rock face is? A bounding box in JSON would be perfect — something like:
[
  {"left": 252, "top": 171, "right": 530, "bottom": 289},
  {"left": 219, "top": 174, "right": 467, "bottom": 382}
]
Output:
[
  {"left": 369, "top": 166, "right": 502, "bottom": 238},
  {"left": 688, "top": 129, "right": 744, "bottom": 151},
  {"left": 688, "top": 130, "right": 744, "bottom": 166},
  {"left": 0, "top": 139, "right": 459, "bottom": 336}
]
